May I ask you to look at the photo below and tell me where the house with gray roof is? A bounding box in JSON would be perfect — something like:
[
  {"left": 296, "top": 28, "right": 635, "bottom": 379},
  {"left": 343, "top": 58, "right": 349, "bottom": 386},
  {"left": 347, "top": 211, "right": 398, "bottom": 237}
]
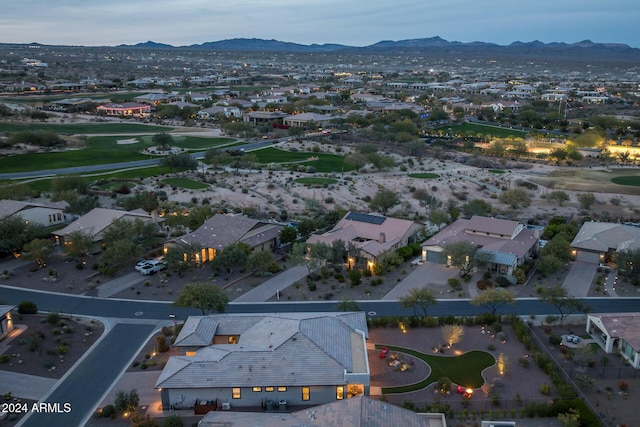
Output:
[
  {"left": 197, "top": 396, "right": 447, "bottom": 427},
  {"left": 167, "top": 214, "right": 283, "bottom": 263},
  {"left": 587, "top": 313, "right": 640, "bottom": 369},
  {"left": 306, "top": 212, "right": 423, "bottom": 270},
  {"left": 0, "top": 199, "right": 68, "bottom": 227},
  {"left": 421, "top": 215, "right": 539, "bottom": 276},
  {"left": 570, "top": 221, "right": 640, "bottom": 264},
  {"left": 53, "top": 207, "right": 158, "bottom": 253},
  {"left": 155, "top": 312, "right": 369, "bottom": 412}
]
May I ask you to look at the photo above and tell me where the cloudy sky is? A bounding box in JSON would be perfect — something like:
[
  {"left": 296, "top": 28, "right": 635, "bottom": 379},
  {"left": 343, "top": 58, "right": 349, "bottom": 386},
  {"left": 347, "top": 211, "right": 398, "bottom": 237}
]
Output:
[{"left": 2, "top": 0, "right": 637, "bottom": 47}]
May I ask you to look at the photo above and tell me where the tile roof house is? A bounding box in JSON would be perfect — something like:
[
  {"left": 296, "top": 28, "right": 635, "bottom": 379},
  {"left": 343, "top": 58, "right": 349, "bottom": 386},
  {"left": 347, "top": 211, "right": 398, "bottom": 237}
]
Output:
[
  {"left": 197, "top": 396, "right": 447, "bottom": 427},
  {"left": 53, "top": 207, "right": 157, "bottom": 253},
  {"left": 166, "top": 214, "right": 283, "bottom": 263},
  {"left": 587, "top": 313, "right": 640, "bottom": 368},
  {"left": 306, "top": 212, "right": 423, "bottom": 268},
  {"left": 0, "top": 199, "right": 68, "bottom": 227},
  {"left": 421, "top": 215, "right": 539, "bottom": 276},
  {"left": 570, "top": 221, "right": 640, "bottom": 264},
  {"left": 155, "top": 312, "right": 370, "bottom": 412},
  {"left": 283, "top": 112, "right": 333, "bottom": 128}
]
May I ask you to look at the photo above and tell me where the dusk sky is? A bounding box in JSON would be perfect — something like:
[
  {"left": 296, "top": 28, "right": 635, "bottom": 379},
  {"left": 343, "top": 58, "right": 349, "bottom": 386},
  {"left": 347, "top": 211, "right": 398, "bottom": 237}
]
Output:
[{"left": 2, "top": 0, "right": 637, "bottom": 48}]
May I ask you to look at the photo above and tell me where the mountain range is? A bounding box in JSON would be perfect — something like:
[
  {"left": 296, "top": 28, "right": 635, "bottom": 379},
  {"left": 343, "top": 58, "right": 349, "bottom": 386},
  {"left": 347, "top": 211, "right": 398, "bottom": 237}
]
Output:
[{"left": 118, "top": 36, "right": 640, "bottom": 61}]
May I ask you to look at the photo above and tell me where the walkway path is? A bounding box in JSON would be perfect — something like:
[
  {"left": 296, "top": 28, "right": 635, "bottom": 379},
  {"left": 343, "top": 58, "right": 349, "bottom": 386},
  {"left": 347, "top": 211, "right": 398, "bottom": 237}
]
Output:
[{"left": 232, "top": 265, "right": 308, "bottom": 302}]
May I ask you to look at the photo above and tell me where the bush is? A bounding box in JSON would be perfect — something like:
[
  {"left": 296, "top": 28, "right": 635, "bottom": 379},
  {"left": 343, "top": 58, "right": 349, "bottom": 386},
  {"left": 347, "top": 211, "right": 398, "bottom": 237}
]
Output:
[
  {"left": 618, "top": 380, "right": 628, "bottom": 391},
  {"left": 539, "top": 383, "right": 551, "bottom": 395},
  {"left": 477, "top": 280, "right": 492, "bottom": 290},
  {"left": 495, "top": 276, "right": 511, "bottom": 287},
  {"left": 549, "top": 333, "right": 562, "bottom": 346},
  {"left": 46, "top": 312, "right": 61, "bottom": 325},
  {"left": 18, "top": 301, "right": 37, "bottom": 314},
  {"left": 162, "top": 415, "right": 185, "bottom": 427},
  {"left": 101, "top": 404, "right": 116, "bottom": 418},
  {"left": 267, "top": 262, "right": 281, "bottom": 274}
]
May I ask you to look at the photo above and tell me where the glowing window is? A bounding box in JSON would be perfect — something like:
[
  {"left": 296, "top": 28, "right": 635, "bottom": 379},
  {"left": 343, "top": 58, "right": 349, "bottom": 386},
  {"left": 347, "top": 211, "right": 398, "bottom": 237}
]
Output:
[
  {"left": 265, "top": 386, "right": 274, "bottom": 392},
  {"left": 277, "top": 386, "right": 287, "bottom": 392},
  {"left": 232, "top": 388, "right": 241, "bottom": 399},
  {"left": 302, "top": 387, "right": 310, "bottom": 401},
  {"left": 185, "top": 351, "right": 196, "bottom": 356},
  {"left": 336, "top": 386, "right": 344, "bottom": 400},
  {"left": 252, "top": 387, "right": 261, "bottom": 392}
]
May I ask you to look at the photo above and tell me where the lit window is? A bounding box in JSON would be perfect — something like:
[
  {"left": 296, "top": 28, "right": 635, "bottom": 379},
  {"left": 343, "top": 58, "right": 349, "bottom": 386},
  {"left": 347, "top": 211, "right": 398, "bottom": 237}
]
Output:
[
  {"left": 185, "top": 351, "right": 196, "bottom": 356},
  {"left": 302, "top": 387, "right": 310, "bottom": 401},
  {"left": 232, "top": 388, "right": 241, "bottom": 399},
  {"left": 277, "top": 386, "right": 287, "bottom": 392},
  {"left": 336, "top": 386, "right": 344, "bottom": 400},
  {"left": 252, "top": 387, "right": 262, "bottom": 392},
  {"left": 265, "top": 386, "right": 274, "bottom": 392}
]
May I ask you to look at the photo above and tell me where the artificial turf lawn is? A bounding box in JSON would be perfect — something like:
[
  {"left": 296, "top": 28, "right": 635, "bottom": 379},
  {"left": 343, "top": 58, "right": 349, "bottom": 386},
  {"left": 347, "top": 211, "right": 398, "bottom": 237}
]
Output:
[{"left": 376, "top": 344, "right": 495, "bottom": 394}]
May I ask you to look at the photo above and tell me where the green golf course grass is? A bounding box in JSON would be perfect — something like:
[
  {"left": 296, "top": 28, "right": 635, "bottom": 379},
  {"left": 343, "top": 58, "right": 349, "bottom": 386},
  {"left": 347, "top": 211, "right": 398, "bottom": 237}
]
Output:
[
  {"left": 435, "top": 122, "right": 528, "bottom": 139},
  {"left": 408, "top": 173, "right": 440, "bottom": 179},
  {"left": 611, "top": 176, "right": 640, "bottom": 187},
  {"left": 376, "top": 344, "right": 495, "bottom": 394},
  {"left": 0, "top": 122, "right": 169, "bottom": 134},
  {"left": 253, "top": 147, "right": 354, "bottom": 173},
  {"left": 488, "top": 169, "right": 506, "bottom": 174},
  {"left": 161, "top": 177, "right": 210, "bottom": 189}
]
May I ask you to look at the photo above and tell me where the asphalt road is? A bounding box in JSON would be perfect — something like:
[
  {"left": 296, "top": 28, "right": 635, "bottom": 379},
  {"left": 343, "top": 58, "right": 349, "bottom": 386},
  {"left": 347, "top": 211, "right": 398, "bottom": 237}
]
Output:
[
  {"left": 17, "top": 323, "right": 156, "bottom": 427},
  {"left": 3, "top": 285, "right": 640, "bottom": 320}
]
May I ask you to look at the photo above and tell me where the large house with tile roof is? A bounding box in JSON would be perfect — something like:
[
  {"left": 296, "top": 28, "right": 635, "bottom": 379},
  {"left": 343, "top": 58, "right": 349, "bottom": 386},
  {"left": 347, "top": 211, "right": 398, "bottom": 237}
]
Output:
[
  {"left": 306, "top": 212, "right": 423, "bottom": 270},
  {"left": 570, "top": 221, "right": 640, "bottom": 264},
  {"left": 155, "top": 312, "right": 369, "bottom": 411},
  {"left": 165, "top": 214, "right": 283, "bottom": 263},
  {"left": 421, "top": 215, "right": 539, "bottom": 276},
  {"left": 587, "top": 313, "right": 640, "bottom": 369},
  {"left": 52, "top": 207, "right": 158, "bottom": 253},
  {"left": 197, "top": 395, "right": 447, "bottom": 427},
  {"left": 0, "top": 199, "right": 68, "bottom": 227}
]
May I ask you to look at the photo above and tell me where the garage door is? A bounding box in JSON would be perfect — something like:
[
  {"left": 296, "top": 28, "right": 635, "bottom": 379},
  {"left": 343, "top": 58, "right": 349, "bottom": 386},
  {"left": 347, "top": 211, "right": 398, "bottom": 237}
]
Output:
[
  {"left": 426, "top": 250, "right": 444, "bottom": 264},
  {"left": 575, "top": 250, "right": 601, "bottom": 264}
]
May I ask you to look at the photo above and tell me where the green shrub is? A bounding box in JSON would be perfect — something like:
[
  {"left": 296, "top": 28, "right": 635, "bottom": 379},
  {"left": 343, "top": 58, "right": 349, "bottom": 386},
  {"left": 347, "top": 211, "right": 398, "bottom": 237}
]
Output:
[
  {"left": 549, "top": 333, "right": 562, "bottom": 346},
  {"left": 46, "top": 312, "right": 61, "bottom": 325},
  {"left": 101, "top": 404, "right": 116, "bottom": 418},
  {"left": 18, "top": 301, "right": 37, "bottom": 314},
  {"left": 162, "top": 415, "right": 185, "bottom": 427},
  {"left": 267, "top": 262, "right": 281, "bottom": 274},
  {"left": 539, "top": 383, "right": 551, "bottom": 395},
  {"left": 0, "top": 355, "right": 9, "bottom": 363}
]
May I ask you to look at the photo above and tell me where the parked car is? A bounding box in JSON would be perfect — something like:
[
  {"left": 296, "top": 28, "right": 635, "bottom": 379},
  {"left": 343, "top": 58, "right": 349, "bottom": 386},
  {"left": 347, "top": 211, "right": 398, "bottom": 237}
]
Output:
[
  {"left": 566, "top": 334, "right": 581, "bottom": 344},
  {"left": 135, "top": 260, "right": 166, "bottom": 275}
]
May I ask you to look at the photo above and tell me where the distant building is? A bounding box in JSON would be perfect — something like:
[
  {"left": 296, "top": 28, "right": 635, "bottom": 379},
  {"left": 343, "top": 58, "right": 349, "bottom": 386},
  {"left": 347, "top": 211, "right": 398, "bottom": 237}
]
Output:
[
  {"left": 96, "top": 102, "right": 151, "bottom": 117},
  {"left": 0, "top": 199, "right": 68, "bottom": 227}
]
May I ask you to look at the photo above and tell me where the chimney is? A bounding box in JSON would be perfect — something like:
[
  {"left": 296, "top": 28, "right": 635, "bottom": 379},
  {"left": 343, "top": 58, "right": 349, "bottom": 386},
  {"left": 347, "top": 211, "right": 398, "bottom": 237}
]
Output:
[{"left": 378, "top": 232, "right": 386, "bottom": 243}]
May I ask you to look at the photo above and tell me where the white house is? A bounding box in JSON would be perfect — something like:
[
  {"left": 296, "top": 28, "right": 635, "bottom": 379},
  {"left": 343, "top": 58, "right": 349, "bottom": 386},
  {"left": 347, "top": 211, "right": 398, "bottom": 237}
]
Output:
[
  {"left": 587, "top": 313, "right": 640, "bottom": 369},
  {"left": 0, "top": 200, "right": 68, "bottom": 227}
]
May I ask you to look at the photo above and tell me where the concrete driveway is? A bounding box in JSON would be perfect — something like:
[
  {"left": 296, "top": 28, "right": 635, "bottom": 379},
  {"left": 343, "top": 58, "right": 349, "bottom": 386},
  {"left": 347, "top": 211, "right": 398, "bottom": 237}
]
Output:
[
  {"left": 562, "top": 261, "right": 597, "bottom": 297},
  {"left": 382, "top": 261, "right": 458, "bottom": 300}
]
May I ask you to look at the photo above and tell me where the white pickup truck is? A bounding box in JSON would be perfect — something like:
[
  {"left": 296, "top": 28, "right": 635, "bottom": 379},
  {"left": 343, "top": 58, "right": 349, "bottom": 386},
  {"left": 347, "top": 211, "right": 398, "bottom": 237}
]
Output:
[{"left": 135, "top": 260, "right": 166, "bottom": 275}]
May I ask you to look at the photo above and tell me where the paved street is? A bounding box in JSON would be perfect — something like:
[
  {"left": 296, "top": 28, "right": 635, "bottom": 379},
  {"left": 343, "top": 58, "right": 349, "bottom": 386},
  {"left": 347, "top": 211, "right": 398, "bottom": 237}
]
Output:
[{"left": 17, "top": 323, "right": 157, "bottom": 427}]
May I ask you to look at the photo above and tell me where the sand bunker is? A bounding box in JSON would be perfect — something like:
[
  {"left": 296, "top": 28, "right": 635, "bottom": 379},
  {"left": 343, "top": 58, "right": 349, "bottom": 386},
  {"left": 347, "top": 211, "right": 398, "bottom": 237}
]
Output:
[{"left": 116, "top": 138, "right": 139, "bottom": 145}]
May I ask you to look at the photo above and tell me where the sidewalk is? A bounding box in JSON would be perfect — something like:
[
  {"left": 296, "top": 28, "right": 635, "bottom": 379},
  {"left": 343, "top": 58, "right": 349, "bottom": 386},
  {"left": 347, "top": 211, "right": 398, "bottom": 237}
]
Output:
[{"left": 232, "top": 265, "right": 308, "bottom": 302}]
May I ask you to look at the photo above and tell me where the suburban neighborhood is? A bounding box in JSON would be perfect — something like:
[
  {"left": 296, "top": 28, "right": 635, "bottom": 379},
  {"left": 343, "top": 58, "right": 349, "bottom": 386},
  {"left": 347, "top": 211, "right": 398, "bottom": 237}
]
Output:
[{"left": 0, "top": 30, "right": 640, "bottom": 427}]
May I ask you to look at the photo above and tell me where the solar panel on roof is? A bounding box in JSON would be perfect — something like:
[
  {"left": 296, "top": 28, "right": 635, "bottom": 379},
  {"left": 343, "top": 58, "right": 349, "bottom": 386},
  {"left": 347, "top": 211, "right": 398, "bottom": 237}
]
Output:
[{"left": 346, "top": 212, "right": 386, "bottom": 225}]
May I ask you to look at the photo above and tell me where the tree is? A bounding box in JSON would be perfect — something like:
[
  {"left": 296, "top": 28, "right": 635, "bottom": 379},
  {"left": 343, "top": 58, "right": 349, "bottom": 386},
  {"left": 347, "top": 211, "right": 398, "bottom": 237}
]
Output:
[
  {"left": 499, "top": 189, "right": 531, "bottom": 209},
  {"left": 121, "top": 192, "right": 159, "bottom": 213},
  {"left": 114, "top": 389, "right": 139, "bottom": 414},
  {"left": 289, "top": 242, "right": 332, "bottom": 275},
  {"left": 152, "top": 132, "right": 174, "bottom": 151},
  {"left": 246, "top": 250, "right": 274, "bottom": 276},
  {"left": 0, "top": 216, "right": 42, "bottom": 257},
  {"left": 577, "top": 193, "right": 596, "bottom": 210},
  {"left": 369, "top": 188, "right": 400, "bottom": 215},
  {"left": 210, "top": 243, "right": 251, "bottom": 276},
  {"left": 429, "top": 209, "right": 449, "bottom": 230},
  {"left": 441, "top": 324, "right": 464, "bottom": 347},
  {"left": 65, "top": 195, "right": 98, "bottom": 216},
  {"left": 470, "top": 287, "right": 515, "bottom": 315},
  {"left": 63, "top": 230, "right": 93, "bottom": 261},
  {"left": 348, "top": 269, "right": 362, "bottom": 287},
  {"left": 617, "top": 248, "right": 640, "bottom": 283},
  {"left": 369, "top": 153, "right": 396, "bottom": 171},
  {"left": 279, "top": 226, "right": 298, "bottom": 245},
  {"left": 399, "top": 287, "right": 437, "bottom": 317},
  {"left": 161, "top": 152, "right": 198, "bottom": 172},
  {"left": 296, "top": 219, "right": 316, "bottom": 237},
  {"left": 336, "top": 297, "right": 360, "bottom": 312},
  {"left": 22, "top": 238, "right": 55, "bottom": 268},
  {"left": 101, "top": 238, "right": 141, "bottom": 267},
  {"left": 173, "top": 281, "right": 229, "bottom": 314},
  {"left": 462, "top": 199, "right": 493, "bottom": 217},
  {"left": 441, "top": 240, "right": 479, "bottom": 277},
  {"left": 547, "top": 190, "right": 570, "bottom": 206},
  {"left": 344, "top": 152, "right": 368, "bottom": 171},
  {"left": 557, "top": 408, "right": 580, "bottom": 427},
  {"left": 537, "top": 285, "right": 589, "bottom": 322},
  {"left": 617, "top": 150, "right": 631, "bottom": 166},
  {"left": 537, "top": 255, "right": 563, "bottom": 277},
  {"left": 164, "top": 242, "right": 202, "bottom": 277}
]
